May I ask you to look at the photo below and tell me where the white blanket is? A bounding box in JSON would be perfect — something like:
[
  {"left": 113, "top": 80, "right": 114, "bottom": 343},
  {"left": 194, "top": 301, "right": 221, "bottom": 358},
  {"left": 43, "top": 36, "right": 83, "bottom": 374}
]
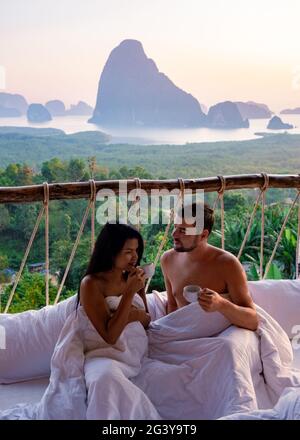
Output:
[
  {"left": 0, "top": 306, "right": 160, "bottom": 420},
  {"left": 132, "top": 302, "right": 300, "bottom": 419},
  {"left": 1, "top": 296, "right": 300, "bottom": 420},
  {"left": 219, "top": 387, "right": 300, "bottom": 420}
]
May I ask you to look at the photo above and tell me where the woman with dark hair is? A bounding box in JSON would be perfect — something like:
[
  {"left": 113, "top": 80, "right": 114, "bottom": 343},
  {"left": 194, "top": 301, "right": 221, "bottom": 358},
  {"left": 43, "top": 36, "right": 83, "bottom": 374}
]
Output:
[
  {"left": 77, "top": 222, "right": 160, "bottom": 419},
  {"left": 79, "top": 222, "right": 151, "bottom": 345}
]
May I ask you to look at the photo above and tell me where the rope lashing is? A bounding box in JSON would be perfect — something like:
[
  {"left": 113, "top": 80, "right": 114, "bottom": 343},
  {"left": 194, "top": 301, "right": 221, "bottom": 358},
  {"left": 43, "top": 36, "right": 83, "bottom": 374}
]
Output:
[
  {"left": 237, "top": 174, "right": 269, "bottom": 261},
  {"left": 90, "top": 179, "right": 96, "bottom": 254},
  {"left": 134, "top": 178, "right": 141, "bottom": 231},
  {"left": 54, "top": 183, "right": 96, "bottom": 305},
  {"left": 4, "top": 173, "right": 300, "bottom": 311},
  {"left": 259, "top": 173, "right": 269, "bottom": 279},
  {"left": 145, "top": 178, "right": 185, "bottom": 294},
  {"left": 263, "top": 188, "right": 300, "bottom": 280},
  {"left": 4, "top": 185, "right": 49, "bottom": 313},
  {"left": 178, "top": 177, "right": 185, "bottom": 206},
  {"left": 44, "top": 182, "right": 50, "bottom": 306},
  {"left": 213, "top": 176, "right": 226, "bottom": 250}
]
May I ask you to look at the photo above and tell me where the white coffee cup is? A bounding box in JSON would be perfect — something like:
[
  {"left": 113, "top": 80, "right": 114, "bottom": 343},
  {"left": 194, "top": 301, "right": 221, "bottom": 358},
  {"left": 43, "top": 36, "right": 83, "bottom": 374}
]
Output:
[
  {"left": 183, "top": 285, "right": 201, "bottom": 303},
  {"left": 141, "top": 263, "right": 155, "bottom": 278}
]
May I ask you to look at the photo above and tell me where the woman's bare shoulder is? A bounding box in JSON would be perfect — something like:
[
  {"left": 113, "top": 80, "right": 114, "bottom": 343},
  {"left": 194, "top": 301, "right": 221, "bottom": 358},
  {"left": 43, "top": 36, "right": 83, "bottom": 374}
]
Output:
[
  {"left": 80, "top": 275, "right": 111, "bottom": 327},
  {"left": 81, "top": 273, "right": 102, "bottom": 285},
  {"left": 80, "top": 274, "right": 105, "bottom": 301}
]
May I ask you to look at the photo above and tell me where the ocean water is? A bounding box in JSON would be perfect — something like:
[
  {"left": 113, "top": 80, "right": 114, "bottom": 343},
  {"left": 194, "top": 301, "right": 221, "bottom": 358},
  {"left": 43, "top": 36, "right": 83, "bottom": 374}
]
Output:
[{"left": 0, "top": 114, "right": 300, "bottom": 145}]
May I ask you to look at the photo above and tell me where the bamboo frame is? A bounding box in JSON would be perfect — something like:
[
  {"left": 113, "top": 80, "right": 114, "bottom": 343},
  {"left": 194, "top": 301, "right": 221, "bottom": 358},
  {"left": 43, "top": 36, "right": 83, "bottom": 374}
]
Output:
[{"left": 0, "top": 174, "right": 300, "bottom": 204}]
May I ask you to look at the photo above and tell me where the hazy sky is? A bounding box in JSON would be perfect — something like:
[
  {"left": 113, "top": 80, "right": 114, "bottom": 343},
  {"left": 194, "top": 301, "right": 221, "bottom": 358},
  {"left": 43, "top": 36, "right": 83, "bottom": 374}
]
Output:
[{"left": 1, "top": 0, "right": 300, "bottom": 112}]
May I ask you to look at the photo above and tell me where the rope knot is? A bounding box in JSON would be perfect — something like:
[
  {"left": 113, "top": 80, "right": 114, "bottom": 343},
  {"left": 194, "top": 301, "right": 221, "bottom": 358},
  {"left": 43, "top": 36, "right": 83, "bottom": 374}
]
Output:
[
  {"left": 43, "top": 182, "right": 49, "bottom": 205},
  {"left": 217, "top": 175, "right": 226, "bottom": 195},
  {"left": 89, "top": 179, "right": 96, "bottom": 202},
  {"left": 261, "top": 173, "right": 269, "bottom": 192},
  {"left": 134, "top": 178, "right": 141, "bottom": 201},
  {"left": 178, "top": 178, "right": 185, "bottom": 206}
]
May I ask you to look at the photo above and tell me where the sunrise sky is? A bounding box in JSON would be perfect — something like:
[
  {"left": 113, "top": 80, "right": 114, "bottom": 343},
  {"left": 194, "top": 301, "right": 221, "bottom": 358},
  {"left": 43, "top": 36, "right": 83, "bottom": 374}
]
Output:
[{"left": 1, "top": 0, "right": 300, "bottom": 112}]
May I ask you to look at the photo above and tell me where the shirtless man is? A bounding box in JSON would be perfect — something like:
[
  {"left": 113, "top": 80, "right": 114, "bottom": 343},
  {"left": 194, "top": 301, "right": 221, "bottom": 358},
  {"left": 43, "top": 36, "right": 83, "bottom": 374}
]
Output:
[{"left": 160, "top": 202, "right": 258, "bottom": 331}]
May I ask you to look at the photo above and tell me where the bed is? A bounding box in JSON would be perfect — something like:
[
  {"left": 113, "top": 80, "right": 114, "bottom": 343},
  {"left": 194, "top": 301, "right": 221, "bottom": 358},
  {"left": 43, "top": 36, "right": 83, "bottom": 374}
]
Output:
[
  {"left": 1, "top": 346, "right": 299, "bottom": 413},
  {"left": 0, "top": 280, "right": 300, "bottom": 419}
]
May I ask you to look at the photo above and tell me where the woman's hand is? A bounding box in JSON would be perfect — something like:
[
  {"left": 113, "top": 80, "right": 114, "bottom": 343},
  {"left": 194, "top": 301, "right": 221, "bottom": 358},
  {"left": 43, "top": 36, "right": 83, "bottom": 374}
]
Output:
[
  {"left": 137, "top": 310, "right": 151, "bottom": 329},
  {"left": 127, "top": 306, "right": 151, "bottom": 328},
  {"left": 137, "top": 287, "right": 149, "bottom": 313},
  {"left": 125, "top": 267, "right": 146, "bottom": 296}
]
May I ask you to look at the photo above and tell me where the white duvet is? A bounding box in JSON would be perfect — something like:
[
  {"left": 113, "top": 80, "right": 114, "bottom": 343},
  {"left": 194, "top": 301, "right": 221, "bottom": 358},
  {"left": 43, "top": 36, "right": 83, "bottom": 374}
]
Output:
[
  {"left": 220, "top": 387, "right": 300, "bottom": 420},
  {"left": 1, "top": 295, "right": 300, "bottom": 420}
]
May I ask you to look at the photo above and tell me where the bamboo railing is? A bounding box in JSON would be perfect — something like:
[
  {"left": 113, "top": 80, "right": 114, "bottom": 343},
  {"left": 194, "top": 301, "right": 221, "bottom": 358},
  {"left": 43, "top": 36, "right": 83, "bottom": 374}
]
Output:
[
  {"left": 0, "top": 174, "right": 300, "bottom": 204},
  {"left": 1, "top": 173, "right": 300, "bottom": 312}
]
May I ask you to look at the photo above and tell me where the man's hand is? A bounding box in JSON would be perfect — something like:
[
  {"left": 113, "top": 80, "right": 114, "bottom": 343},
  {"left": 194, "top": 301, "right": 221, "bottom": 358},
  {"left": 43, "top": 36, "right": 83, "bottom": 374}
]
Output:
[{"left": 198, "top": 288, "right": 225, "bottom": 312}]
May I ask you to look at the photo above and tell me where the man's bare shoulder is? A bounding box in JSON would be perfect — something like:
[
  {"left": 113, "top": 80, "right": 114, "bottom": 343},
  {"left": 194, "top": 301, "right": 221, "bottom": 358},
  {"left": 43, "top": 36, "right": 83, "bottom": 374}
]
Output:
[
  {"left": 161, "top": 249, "right": 176, "bottom": 266},
  {"left": 216, "top": 249, "right": 238, "bottom": 263},
  {"left": 214, "top": 248, "right": 245, "bottom": 276}
]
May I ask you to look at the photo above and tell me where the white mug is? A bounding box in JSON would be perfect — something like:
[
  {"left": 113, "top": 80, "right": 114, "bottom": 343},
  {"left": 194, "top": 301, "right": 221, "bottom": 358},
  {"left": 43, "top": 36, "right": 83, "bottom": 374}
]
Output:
[
  {"left": 183, "top": 285, "right": 201, "bottom": 303},
  {"left": 141, "top": 263, "right": 155, "bottom": 278}
]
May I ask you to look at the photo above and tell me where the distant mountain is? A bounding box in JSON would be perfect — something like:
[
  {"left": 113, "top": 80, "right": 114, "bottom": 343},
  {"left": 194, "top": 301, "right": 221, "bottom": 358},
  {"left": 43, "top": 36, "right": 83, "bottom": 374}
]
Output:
[
  {"left": 207, "top": 101, "right": 249, "bottom": 128},
  {"left": 235, "top": 101, "right": 273, "bottom": 119},
  {"left": 280, "top": 107, "right": 300, "bottom": 115},
  {"left": 44, "top": 100, "right": 93, "bottom": 116},
  {"left": 200, "top": 103, "right": 208, "bottom": 114},
  {"left": 267, "top": 116, "right": 293, "bottom": 130},
  {"left": 45, "top": 100, "right": 66, "bottom": 116},
  {"left": 0, "top": 92, "right": 28, "bottom": 116},
  {"left": 66, "top": 101, "right": 93, "bottom": 116},
  {"left": 0, "top": 106, "right": 21, "bottom": 117},
  {"left": 27, "top": 104, "right": 52, "bottom": 123},
  {"left": 89, "top": 39, "right": 206, "bottom": 128}
]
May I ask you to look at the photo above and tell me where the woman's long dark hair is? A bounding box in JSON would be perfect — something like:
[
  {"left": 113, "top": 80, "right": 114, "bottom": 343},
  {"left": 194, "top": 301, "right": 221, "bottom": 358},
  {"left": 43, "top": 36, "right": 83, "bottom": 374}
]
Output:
[{"left": 77, "top": 222, "right": 144, "bottom": 307}]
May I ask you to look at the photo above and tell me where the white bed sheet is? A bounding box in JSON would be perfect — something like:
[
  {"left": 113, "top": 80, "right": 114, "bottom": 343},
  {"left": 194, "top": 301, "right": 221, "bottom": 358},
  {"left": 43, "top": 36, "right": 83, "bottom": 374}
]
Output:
[
  {"left": 0, "top": 341, "right": 299, "bottom": 414},
  {"left": 0, "top": 378, "right": 49, "bottom": 411}
]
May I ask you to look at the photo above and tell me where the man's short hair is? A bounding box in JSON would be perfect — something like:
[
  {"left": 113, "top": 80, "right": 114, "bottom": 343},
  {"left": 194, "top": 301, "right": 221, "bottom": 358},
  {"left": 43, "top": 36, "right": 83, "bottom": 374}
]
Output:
[{"left": 178, "top": 202, "right": 215, "bottom": 235}]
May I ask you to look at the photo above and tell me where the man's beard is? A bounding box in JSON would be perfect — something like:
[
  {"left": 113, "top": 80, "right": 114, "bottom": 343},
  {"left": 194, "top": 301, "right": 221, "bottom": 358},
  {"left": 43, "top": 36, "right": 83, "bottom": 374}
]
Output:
[{"left": 174, "top": 237, "right": 198, "bottom": 253}]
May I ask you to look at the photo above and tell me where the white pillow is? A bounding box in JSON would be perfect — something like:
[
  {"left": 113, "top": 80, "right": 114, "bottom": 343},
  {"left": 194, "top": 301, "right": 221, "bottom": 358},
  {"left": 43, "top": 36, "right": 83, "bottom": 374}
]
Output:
[
  {"left": 248, "top": 280, "right": 300, "bottom": 339},
  {"left": 0, "top": 295, "right": 77, "bottom": 384},
  {"left": 147, "top": 300, "right": 231, "bottom": 344}
]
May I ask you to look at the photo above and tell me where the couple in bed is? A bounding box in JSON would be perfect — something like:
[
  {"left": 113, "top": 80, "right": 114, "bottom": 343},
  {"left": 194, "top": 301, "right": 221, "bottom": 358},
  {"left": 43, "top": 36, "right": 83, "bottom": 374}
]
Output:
[
  {"left": 76, "top": 201, "right": 259, "bottom": 419},
  {"left": 2, "top": 203, "right": 299, "bottom": 420},
  {"left": 79, "top": 201, "right": 258, "bottom": 345}
]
